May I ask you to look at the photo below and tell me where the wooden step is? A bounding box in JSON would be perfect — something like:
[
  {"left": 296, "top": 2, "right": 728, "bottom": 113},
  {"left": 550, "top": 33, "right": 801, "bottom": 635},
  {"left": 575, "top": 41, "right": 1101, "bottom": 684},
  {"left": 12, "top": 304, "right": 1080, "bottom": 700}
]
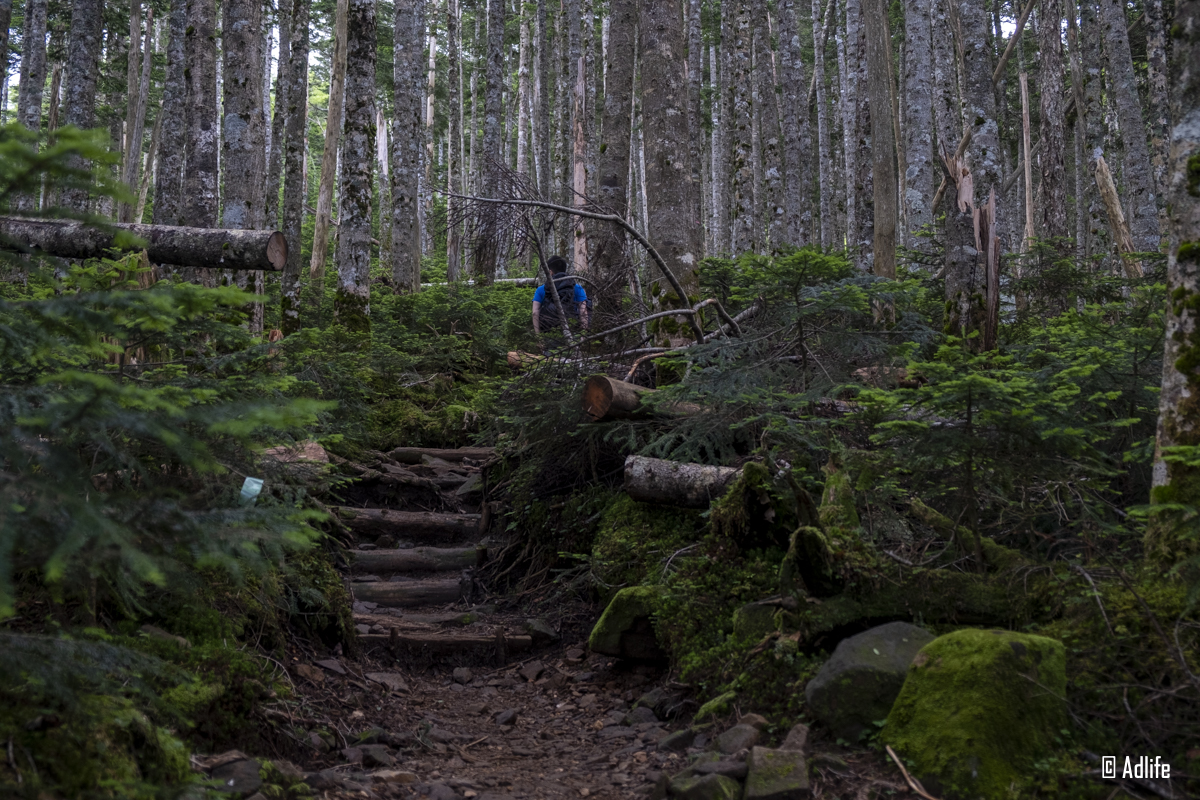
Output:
[
  {"left": 333, "top": 507, "right": 481, "bottom": 542},
  {"left": 351, "top": 577, "right": 463, "bottom": 607},
  {"left": 358, "top": 631, "right": 533, "bottom": 655},
  {"left": 389, "top": 446, "right": 494, "bottom": 464},
  {"left": 354, "top": 610, "right": 480, "bottom": 628},
  {"left": 349, "top": 546, "right": 486, "bottom": 575}
]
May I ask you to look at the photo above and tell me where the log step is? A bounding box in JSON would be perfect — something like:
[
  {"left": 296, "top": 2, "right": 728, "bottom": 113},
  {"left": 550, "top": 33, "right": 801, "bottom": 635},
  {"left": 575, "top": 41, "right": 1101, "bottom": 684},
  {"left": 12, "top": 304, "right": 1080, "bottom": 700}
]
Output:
[
  {"left": 354, "top": 611, "right": 481, "bottom": 628},
  {"left": 358, "top": 631, "right": 533, "bottom": 655},
  {"left": 349, "top": 546, "right": 486, "bottom": 575},
  {"left": 351, "top": 578, "right": 463, "bottom": 608},
  {"left": 389, "top": 446, "right": 495, "bottom": 464},
  {"left": 333, "top": 507, "right": 481, "bottom": 542}
]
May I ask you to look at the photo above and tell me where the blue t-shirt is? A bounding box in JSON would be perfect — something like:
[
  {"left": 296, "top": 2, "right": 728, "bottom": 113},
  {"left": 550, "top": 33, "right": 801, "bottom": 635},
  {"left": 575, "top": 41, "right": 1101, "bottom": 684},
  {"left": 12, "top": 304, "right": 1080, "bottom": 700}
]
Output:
[{"left": 533, "top": 282, "right": 588, "bottom": 304}]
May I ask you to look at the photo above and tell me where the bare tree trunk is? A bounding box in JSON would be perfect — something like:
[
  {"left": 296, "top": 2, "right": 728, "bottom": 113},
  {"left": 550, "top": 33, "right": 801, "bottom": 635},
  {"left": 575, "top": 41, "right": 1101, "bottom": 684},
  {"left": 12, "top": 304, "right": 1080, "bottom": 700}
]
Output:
[
  {"left": 1020, "top": 72, "right": 1035, "bottom": 250},
  {"left": 0, "top": 2, "right": 11, "bottom": 93},
  {"left": 424, "top": 11, "right": 437, "bottom": 254},
  {"left": 333, "top": 0, "right": 377, "bottom": 331},
  {"left": 752, "top": 0, "right": 783, "bottom": 251},
  {"left": 517, "top": 3, "right": 531, "bottom": 177},
  {"left": 931, "top": 0, "right": 961, "bottom": 155},
  {"left": 392, "top": 0, "right": 424, "bottom": 294},
  {"left": 446, "top": 0, "right": 462, "bottom": 280},
  {"left": 852, "top": 0, "right": 873, "bottom": 269},
  {"left": 1078, "top": 0, "right": 1106, "bottom": 261},
  {"left": 475, "top": 0, "right": 506, "bottom": 281},
  {"left": 641, "top": 0, "right": 701, "bottom": 290},
  {"left": 903, "top": 0, "right": 934, "bottom": 237},
  {"left": 777, "top": 0, "right": 809, "bottom": 246},
  {"left": 280, "top": 0, "right": 310, "bottom": 332},
  {"left": 265, "top": 0, "right": 291, "bottom": 230},
  {"left": 136, "top": 113, "right": 160, "bottom": 223},
  {"left": 120, "top": 5, "right": 153, "bottom": 222},
  {"left": 1147, "top": 0, "right": 1200, "bottom": 565},
  {"left": 958, "top": 0, "right": 1006, "bottom": 251},
  {"left": 1142, "top": 0, "right": 1169, "bottom": 199},
  {"left": 687, "top": 0, "right": 704, "bottom": 250},
  {"left": 1038, "top": 0, "right": 1068, "bottom": 244},
  {"left": 1065, "top": 0, "right": 1088, "bottom": 257},
  {"left": 60, "top": 0, "right": 104, "bottom": 213},
  {"left": 863, "top": 0, "right": 896, "bottom": 278},
  {"left": 811, "top": 0, "right": 832, "bottom": 248},
  {"left": 184, "top": 0, "right": 220, "bottom": 258},
  {"left": 1098, "top": 0, "right": 1160, "bottom": 253},
  {"left": 221, "top": 0, "right": 265, "bottom": 233},
  {"left": 839, "top": 7, "right": 857, "bottom": 259},
  {"left": 584, "top": 0, "right": 598, "bottom": 203},
  {"left": 711, "top": 34, "right": 730, "bottom": 254},
  {"left": 16, "top": 0, "right": 47, "bottom": 211},
  {"left": 726, "top": 0, "right": 754, "bottom": 254},
  {"left": 309, "top": 0, "right": 349, "bottom": 298},
  {"left": 536, "top": 0, "right": 551, "bottom": 199},
  {"left": 568, "top": 0, "right": 589, "bottom": 274},
  {"left": 749, "top": 39, "right": 764, "bottom": 252},
  {"left": 595, "top": 0, "right": 634, "bottom": 285}
]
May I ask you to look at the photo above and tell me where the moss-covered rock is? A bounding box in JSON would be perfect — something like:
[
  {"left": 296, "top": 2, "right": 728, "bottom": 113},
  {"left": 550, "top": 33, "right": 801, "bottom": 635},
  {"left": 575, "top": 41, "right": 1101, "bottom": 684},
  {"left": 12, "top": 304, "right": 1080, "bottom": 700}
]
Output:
[
  {"left": 732, "top": 603, "right": 779, "bottom": 642},
  {"left": 745, "top": 746, "right": 810, "bottom": 800},
  {"left": 779, "top": 526, "right": 842, "bottom": 598},
  {"left": 588, "top": 586, "right": 667, "bottom": 660},
  {"left": 694, "top": 690, "right": 738, "bottom": 722},
  {"left": 882, "top": 629, "right": 1069, "bottom": 799},
  {"left": 669, "top": 772, "right": 743, "bottom": 800},
  {"left": 804, "top": 621, "right": 935, "bottom": 742}
]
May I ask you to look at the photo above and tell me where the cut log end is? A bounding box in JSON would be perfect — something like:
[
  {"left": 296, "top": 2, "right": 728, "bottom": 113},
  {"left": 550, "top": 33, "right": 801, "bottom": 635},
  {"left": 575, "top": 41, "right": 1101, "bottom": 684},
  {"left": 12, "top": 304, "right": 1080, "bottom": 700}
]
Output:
[
  {"left": 266, "top": 231, "right": 287, "bottom": 271},
  {"left": 582, "top": 375, "right": 617, "bottom": 420}
]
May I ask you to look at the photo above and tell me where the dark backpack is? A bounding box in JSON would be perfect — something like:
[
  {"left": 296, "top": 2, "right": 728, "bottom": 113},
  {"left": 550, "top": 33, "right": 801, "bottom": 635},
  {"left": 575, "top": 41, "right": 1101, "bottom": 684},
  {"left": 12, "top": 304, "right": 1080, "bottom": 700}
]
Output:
[{"left": 540, "top": 272, "right": 579, "bottom": 324}]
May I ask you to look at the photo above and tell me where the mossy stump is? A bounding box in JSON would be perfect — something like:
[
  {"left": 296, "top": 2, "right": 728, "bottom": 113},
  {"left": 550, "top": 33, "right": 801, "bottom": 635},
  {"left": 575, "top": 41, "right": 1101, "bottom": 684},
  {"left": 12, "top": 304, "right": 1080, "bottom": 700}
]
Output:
[{"left": 588, "top": 586, "right": 667, "bottom": 660}]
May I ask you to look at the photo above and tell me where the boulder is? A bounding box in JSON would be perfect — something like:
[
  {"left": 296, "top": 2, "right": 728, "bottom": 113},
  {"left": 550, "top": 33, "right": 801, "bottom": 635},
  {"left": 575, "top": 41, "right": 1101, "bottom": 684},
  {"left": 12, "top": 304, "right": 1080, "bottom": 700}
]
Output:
[
  {"left": 211, "top": 759, "right": 263, "bottom": 796},
  {"left": 804, "top": 621, "right": 935, "bottom": 741},
  {"left": 657, "top": 729, "right": 695, "bottom": 753},
  {"left": 881, "top": 629, "right": 1067, "bottom": 800},
  {"left": 738, "top": 713, "right": 769, "bottom": 731},
  {"left": 779, "top": 723, "right": 809, "bottom": 754},
  {"left": 716, "top": 723, "right": 761, "bottom": 754},
  {"left": 746, "top": 746, "right": 810, "bottom": 799},
  {"left": 588, "top": 586, "right": 667, "bottom": 660},
  {"left": 670, "top": 773, "right": 744, "bottom": 800}
]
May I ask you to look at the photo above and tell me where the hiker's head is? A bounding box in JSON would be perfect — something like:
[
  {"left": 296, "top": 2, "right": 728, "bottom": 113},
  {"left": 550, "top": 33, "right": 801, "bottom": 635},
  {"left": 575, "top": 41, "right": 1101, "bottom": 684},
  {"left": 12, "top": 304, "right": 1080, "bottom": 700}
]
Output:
[{"left": 546, "top": 255, "right": 569, "bottom": 276}]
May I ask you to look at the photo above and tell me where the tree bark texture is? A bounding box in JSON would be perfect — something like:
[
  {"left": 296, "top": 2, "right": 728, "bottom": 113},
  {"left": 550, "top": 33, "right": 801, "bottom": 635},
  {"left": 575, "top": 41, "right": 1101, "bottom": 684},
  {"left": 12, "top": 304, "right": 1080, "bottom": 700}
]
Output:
[
  {"left": 1142, "top": 0, "right": 1170, "bottom": 198},
  {"left": 687, "top": 0, "right": 704, "bottom": 252},
  {"left": 184, "top": 0, "right": 220, "bottom": 246},
  {"left": 727, "top": 0, "right": 754, "bottom": 254},
  {"left": 265, "top": 0, "right": 291, "bottom": 229},
  {"left": 446, "top": 0, "right": 462, "bottom": 280},
  {"left": 333, "top": 507, "right": 482, "bottom": 542},
  {"left": 333, "top": 0, "right": 377, "bottom": 332},
  {"left": 17, "top": 0, "right": 47, "bottom": 137},
  {"left": 221, "top": 0, "right": 266, "bottom": 231},
  {"left": 902, "top": 0, "right": 934, "bottom": 237},
  {"left": 958, "top": 0, "right": 1005, "bottom": 252},
  {"left": 517, "top": 5, "right": 532, "bottom": 177},
  {"left": 120, "top": 4, "right": 153, "bottom": 223},
  {"left": 1098, "top": 0, "right": 1160, "bottom": 252},
  {"left": 349, "top": 546, "right": 485, "bottom": 575},
  {"left": 641, "top": 0, "right": 701, "bottom": 292},
  {"left": 624, "top": 455, "right": 740, "bottom": 508},
  {"left": 931, "top": 0, "right": 961, "bottom": 156},
  {"left": 0, "top": 218, "right": 287, "bottom": 271},
  {"left": 852, "top": 0, "right": 873, "bottom": 270},
  {"left": 1079, "top": 0, "right": 1106, "bottom": 260},
  {"left": 711, "top": 33, "right": 730, "bottom": 254},
  {"left": 0, "top": 2, "right": 11, "bottom": 97},
  {"left": 279, "top": 0, "right": 310, "bottom": 333},
  {"left": 568, "top": 0, "right": 589, "bottom": 274},
  {"left": 752, "top": 0, "right": 783, "bottom": 251},
  {"left": 350, "top": 579, "right": 463, "bottom": 607},
  {"left": 309, "top": 0, "right": 349, "bottom": 292},
  {"left": 536, "top": 0, "right": 551, "bottom": 199},
  {"left": 391, "top": 0, "right": 424, "bottom": 295},
  {"left": 943, "top": 159, "right": 985, "bottom": 342},
  {"left": 841, "top": 0, "right": 860, "bottom": 262},
  {"left": 863, "top": 0, "right": 897, "bottom": 277},
  {"left": 777, "top": 0, "right": 810, "bottom": 246},
  {"left": 60, "top": 0, "right": 104, "bottom": 213},
  {"left": 811, "top": 0, "right": 833, "bottom": 248},
  {"left": 1038, "top": 0, "right": 1069, "bottom": 243},
  {"left": 594, "top": 0, "right": 634, "bottom": 285},
  {"left": 1147, "top": 0, "right": 1200, "bottom": 565}
]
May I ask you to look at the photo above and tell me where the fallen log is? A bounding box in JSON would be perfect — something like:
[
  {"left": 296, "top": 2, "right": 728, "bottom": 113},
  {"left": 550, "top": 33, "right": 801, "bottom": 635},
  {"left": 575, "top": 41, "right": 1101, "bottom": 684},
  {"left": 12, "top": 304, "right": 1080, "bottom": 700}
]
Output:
[
  {"left": 581, "top": 375, "right": 703, "bottom": 421},
  {"left": 351, "top": 578, "right": 463, "bottom": 607},
  {"left": 388, "top": 446, "right": 494, "bottom": 464},
  {"left": 349, "top": 546, "right": 486, "bottom": 575},
  {"left": 0, "top": 217, "right": 287, "bottom": 271},
  {"left": 624, "top": 455, "right": 741, "bottom": 508},
  {"left": 358, "top": 631, "right": 533, "bottom": 655},
  {"left": 332, "top": 507, "right": 482, "bottom": 541}
]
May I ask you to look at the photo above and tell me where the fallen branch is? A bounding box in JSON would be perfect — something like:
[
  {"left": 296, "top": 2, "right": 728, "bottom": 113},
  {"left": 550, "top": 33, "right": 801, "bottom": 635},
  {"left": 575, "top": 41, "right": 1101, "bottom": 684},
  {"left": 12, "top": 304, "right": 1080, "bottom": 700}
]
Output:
[{"left": 886, "top": 745, "right": 942, "bottom": 800}]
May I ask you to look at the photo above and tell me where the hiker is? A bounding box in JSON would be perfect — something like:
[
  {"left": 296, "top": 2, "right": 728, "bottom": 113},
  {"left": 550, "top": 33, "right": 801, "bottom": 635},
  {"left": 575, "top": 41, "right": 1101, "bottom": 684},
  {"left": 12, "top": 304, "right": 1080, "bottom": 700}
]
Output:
[{"left": 532, "top": 256, "right": 589, "bottom": 345}]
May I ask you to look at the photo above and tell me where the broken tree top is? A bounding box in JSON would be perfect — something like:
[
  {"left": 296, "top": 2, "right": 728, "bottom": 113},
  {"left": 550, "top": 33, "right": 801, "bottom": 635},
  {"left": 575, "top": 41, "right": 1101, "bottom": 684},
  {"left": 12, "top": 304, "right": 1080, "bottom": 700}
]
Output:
[{"left": 0, "top": 217, "right": 288, "bottom": 271}]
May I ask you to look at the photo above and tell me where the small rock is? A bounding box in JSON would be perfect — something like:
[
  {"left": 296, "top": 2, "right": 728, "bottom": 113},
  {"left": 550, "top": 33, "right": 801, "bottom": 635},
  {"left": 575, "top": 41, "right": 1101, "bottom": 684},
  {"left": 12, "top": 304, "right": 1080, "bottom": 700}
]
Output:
[
  {"left": 779, "top": 723, "right": 810, "bottom": 754},
  {"left": 371, "top": 770, "right": 419, "bottom": 784},
  {"left": 657, "top": 729, "right": 695, "bottom": 753},
  {"left": 340, "top": 747, "right": 363, "bottom": 763},
  {"left": 642, "top": 727, "right": 669, "bottom": 744},
  {"left": 495, "top": 708, "right": 519, "bottom": 726},
  {"left": 429, "top": 728, "right": 463, "bottom": 743},
  {"left": 648, "top": 772, "right": 670, "bottom": 800},
  {"left": 211, "top": 759, "right": 263, "bottom": 795},
  {"left": 307, "top": 731, "right": 329, "bottom": 752},
  {"left": 572, "top": 672, "right": 594, "bottom": 683},
  {"left": 598, "top": 726, "right": 637, "bottom": 740},
  {"left": 453, "top": 667, "right": 474, "bottom": 684},
  {"left": 358, "top": 543, "right": 378, "bottom": 550},
  {"left": 355, "top": 624, "right": 370, "bottom": 635},
  {"left": 426, "top": 783, "right": 458, "bottom": 800},
  {"left": 745, "top": 746, "right": 810, "bottom": 799},
  {"left": 376, "top": 535, "right": 397, "bottom": 548},
  {"left": 520, "top": 661, "right": 545, "bottom": 682},
  {"left": 624, "top": 706, "right": 659, "bottom": 726},
  {"left": 314, "top": 658, "right": 346, "bottom": 675},
  {"left": 366, "top": 672, "right": 410, "bottom": 693},
  {"left": 694, "top": 760, "right": 750, "bottom": 780},
  {"left": 293, "top": 664, "right": 324, "bottom": 684},
  {"left": 566, "top": 648, "right": 586, "bottom": 662},
  {"left": 739, "top": 713, "right": 769, "bottom": 731},
  {"left": 669, "top": 773, "right": 742, "bottom": 800},
  {"left": 523, "top": 618, "right": 560, "bottom": 644},
  {"left": 693, "top": 733, "right": 710, "bottom": 749},
  {"left": 360, "top": 744, "right": 394, "bottom": 768},
  {"left": 356, "top": 727, "right": 387, "bottom": 744},
  {"left": 716, "top": 724, "right": 761, "bottom": 754}
]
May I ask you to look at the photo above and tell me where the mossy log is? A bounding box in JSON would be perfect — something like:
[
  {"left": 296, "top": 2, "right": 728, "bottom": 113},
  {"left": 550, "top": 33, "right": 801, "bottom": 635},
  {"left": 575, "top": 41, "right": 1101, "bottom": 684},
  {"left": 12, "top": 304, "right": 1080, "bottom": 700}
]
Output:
[
  {"left": 351, "top": 578, "right": 463, "bottom": 607},
  {"left": 0, "top": 217, "right": 287, "bottom": 270},
  {"left": 387, "top": 446, "right": 494, "bottom": 464},
  {"left": 623, "top": 455, "right": 741, "bottom": 508},
  {"left": 358, "top": 631, "right": 533, "bottom": 655},
  {"left": 349, "top": 546, "right": 486, "bottom": 575},
  {"left": 332, "top": 507, "right": 481, "bottom": 541},
  {"left": 581, "top": 376, "right": 702, "bottom": 421}
]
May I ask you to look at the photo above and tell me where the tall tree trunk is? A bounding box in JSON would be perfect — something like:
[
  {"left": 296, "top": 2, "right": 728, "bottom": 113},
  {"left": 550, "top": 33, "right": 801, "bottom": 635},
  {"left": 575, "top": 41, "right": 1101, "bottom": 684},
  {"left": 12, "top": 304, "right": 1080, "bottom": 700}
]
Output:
[
  {"left": 584, "top": 0, "right": 598, "bottom": 202},
  {"left": 334, "top": 0, "right": 377, "bottom": 331},
  {"left": 839, "top": 6, "right": 858, "bottom": 260},
  {"left": 1142, "top": 0, "right": 1169, "bottom": 199},
  {"left": 931, "top": 0, "right": 961, "bottom": 154},
  {"left": 1038, "top": 0, "right": 1068, "bottom": 244},
  {"left": 60, "top": 0, "right": 103, "bottom": 213},
  {"left": 265, "top": 0, "right": 291, "bottom": 229},
  {"left": 641, "top": 0, "right": 701, "bottom": 291},
  {"left": 811, "top": 0, "right": 833, "bottom": 248},
  {"left": 863, "top": 0, "right": 896, "bottom": 278},
  {"left": 595, "top": 0, "right": 634, "bottom": 285},
  {"left": 536, "top": 0, "right": 551, "bottom": 199},
  {"left": 477, "top": 0, "right": 506, "bottom": 281},
  {"left": 16, "top": 0, "right": 47, "bottom": 211},
  {"left": 727, "top": 0, "right": 753, "bottom": 254},
  {"left": 852, "top": 0, "right": 873, "bottom": 269},
  {"left": 221, "top": 0, "right": 265, "bottom": 232},
  {"left": 569, "top": 0, "right": 589, "bottom": 273},
  {"left": 120, "top": 8, "right": 154, "bottom": 223},
  {"left": 517, "top": 3, "right": 531, "bottom": 176},
  {"left": 777, "top": 0, "right": 809, "bottom": 246},
  {"left": 1147, "top": 0, "right": 1199, "bottom": 569},
  {"left": 0, "top": 2, "right": 11, "bottom": 94},
  {"left": 392, "top": 0, "right": 424, "bottom": 294},
  {"left": 1079, "top": 0, "right": 1106, "bottom": 261},
  {"left": 749, "top": 38, "right": 764, "bottom": 252},
  {"left": 183, "top": 0, "right": 220, "bottom": 259},
  {"left": 1098, "top": 0, "right": 1160, "bottom": 253},
  {"left": 958, "top": 0, "right": 1006, "bottom": 251},
  {"left": 687, "top": 0, "right": 703, "bottom": 252},
  {"left": 309, "top": 0, "right": 349, "bottom": 299},
  {"left": 711, "top": 34, "right": 729, "bottom": 254},
  {"left": 424, "top": 10, "right": 437, "bottom": 253},
  {"left": 903, "top": 0, "right": 934, "bottom": 238},
  {"left": 752, "top": 0, "right": 783, "bottom": 251},
  {"left": 446, "top": 0, "right": 462, "bottom": 280},
  {"left": 280, "top": 0, "right": 310, "bottom": 332}
]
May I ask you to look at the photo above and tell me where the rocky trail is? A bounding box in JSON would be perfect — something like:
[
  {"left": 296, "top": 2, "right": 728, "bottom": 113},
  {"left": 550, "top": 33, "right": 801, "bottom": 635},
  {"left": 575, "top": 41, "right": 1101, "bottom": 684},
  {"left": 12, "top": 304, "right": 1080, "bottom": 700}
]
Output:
[{"left": 195, "top": 446, "right": 911, "bottom": 800}]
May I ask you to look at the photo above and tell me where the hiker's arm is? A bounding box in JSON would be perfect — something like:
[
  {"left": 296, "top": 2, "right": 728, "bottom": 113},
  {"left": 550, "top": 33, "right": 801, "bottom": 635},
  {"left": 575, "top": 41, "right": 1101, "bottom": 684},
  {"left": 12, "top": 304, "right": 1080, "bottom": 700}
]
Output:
[
  {"left": 532, "top": 301, "right": 542, "bottom": 333},
  {"left": 578, "top": 302, "right": 589, "bottom": 330}
]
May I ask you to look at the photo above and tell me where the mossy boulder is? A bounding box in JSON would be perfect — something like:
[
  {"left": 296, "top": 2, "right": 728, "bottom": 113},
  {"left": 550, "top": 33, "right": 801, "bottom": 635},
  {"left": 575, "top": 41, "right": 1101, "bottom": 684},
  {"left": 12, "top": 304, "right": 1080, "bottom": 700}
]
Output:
[
  {"left": 779, "top": 526, "right": 842, "bottom": 598},
  {"left": 588, "top": 586, "right": 667, "bottom": 660},
  {"left": 804, "top": 621, "right": 935, "bottom": 741},
  {"left": 670, "top": 772, "right": 743, "bottom": 800},
  {"left": 882, "top": 629, "right": 1068, "bottom": 799},
  {"left": 745, "top": 746, "right": 810, "bottom": 799}
]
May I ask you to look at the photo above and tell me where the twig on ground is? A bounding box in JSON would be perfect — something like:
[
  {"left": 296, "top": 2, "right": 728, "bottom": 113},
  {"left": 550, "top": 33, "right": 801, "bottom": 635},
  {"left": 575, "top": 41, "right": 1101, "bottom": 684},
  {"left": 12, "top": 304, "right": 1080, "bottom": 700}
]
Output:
[{"left": 886, "top": 745, "right": 942, "bottom": 800}]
